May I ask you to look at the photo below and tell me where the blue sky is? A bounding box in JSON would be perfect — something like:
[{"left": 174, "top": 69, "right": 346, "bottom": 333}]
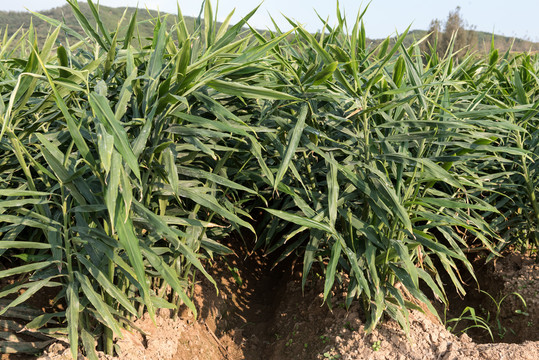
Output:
[{"left": 2, "top": 0, "right": 539, "bottom": 41}]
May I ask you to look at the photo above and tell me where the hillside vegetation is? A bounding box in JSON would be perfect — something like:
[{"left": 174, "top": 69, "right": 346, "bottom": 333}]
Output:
[
  {"left": 402, "top": 29, "right": 539, "bottom": 54},
  {"left": 0, "top": 2, "right": 196, "bottom": 47}
]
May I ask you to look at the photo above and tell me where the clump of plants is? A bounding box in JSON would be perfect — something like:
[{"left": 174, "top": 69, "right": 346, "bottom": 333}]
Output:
[
  {"left": 0, "top": 0, "right": 538, "bottom": 357},
  {"left": 446, "top": 291, "right": 528, "bottom": 341}
]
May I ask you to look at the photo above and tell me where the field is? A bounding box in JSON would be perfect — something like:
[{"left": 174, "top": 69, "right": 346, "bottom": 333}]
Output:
[{"left": 0, "top": 1, "right": 538, "bottom": 359}]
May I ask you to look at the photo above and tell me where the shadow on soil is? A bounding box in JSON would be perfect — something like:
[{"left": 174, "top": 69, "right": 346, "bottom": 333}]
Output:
[{"left": 431, "top": 252, "right": 539, "bottom": 344}]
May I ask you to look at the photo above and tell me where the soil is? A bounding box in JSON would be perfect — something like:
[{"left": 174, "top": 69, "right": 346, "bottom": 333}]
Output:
[{"left": 3, "top": 242, "right": 538, "bottom": 360}]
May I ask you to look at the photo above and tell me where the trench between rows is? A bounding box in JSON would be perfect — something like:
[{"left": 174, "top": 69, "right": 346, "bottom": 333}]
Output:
[{"left": 191, "top": 235, "right": 297, "bottom": 360}]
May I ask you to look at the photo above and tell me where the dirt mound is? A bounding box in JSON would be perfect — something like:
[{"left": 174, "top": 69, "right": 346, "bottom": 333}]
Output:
[
  {"left": 321, "top": 310, "right": 539, "bottom": 360},
  {"left": 116, "top": 310, "right": 230, "bottom": 360},
  {"left": 30, "top": 250, "right": 539, "bottom": 360}
]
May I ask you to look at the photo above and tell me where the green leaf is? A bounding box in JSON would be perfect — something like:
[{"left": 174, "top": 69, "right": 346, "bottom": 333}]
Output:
[
  {"left": 265, "top": 208, "right": 333, "bottom": 233},
  {"left": 89, "top": 92, "right": 141, "bottom": 181},
  {"left": 24, "top": 312, "right": 62, "bottom": 331},
  {"left": 326, "top": 153, "right": 339, "bottom": 227},
  {"left": 0, "top": 241, "right": 51, "bottom": 249},
  {"left": 75, "top": 272, "right": 122, "bottom": 336},
  {"left": 114, "top": 199, "right": 153, "bottom": 316},
  {"left": 131, "top": 201, "right": 217, "bottom": 289},
  {"left": 87, "top": 0, "right": 112, "bottom": 47},
  {"left": 0, "top": 190, "right": 51, "bottom": 197},
  {"left": 312, "top": 61, "right": 338, "bottom": 85},
  {"left": 390, "top": 240, "right": 418, "bottom": 288},
  {"left": 0, "top": 340, "right": 54, "bottom": 354},
  {"left": 274, "top": 104, "right": 308, "bottom": 190},
  {"left": 207, "top": 80, "right": 299, "bottom": 100},
  {"left": 32, "top": 51, "right": 94, "bottom": 166},
  {"left": 212, "top": 5, "right": 261, "bottom": 50},
  {"left": 147, "top": 17, "right": 167, "bottom": 79},
  {"left": 179, "top": 187, "right": 255, "bottom": 233},
  {"left": 105, "top": 151, "right": 121, "bottom": 230},
  {"left": 514, "top": 68, "right": 528, "bottom": 104},
  {"left": 140, "top": 245, "right": 197, "bottom": 317},
  {"left": 0, "top": 278, "right": 51, "bottom": 316},
  {"left": 163, "top": 147, "right": 180, "bottom": 198},
  {"left": 66, "top": 0, "right": 110, "bottom": 50},
  {"left": 177, "top": 166, "right": 257, "bottom": 195},
  {"left": 66, "top": 282, "right": 79, "bottom": 360},
  {"left": 96, "top": 123, "right": 114, "bottom": 174},
  {"left": 77, "top": 255, "right": 137, "bottom": 316},
  {"left": 27, "top": 11, "right": 84, "bottom": 42},
  {"left": 0, "top": 261, "right": 54, "bottom": 279},
  {"left": 323, "top": 240, "right": 342, "bottom": 301}
]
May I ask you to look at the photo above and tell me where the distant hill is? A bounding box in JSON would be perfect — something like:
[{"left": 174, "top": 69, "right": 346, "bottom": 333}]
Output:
[
  {"left": 399, "top": 29, "right": 539, "bottom": 54},
  {"left": 0, "top": 2, "right": 537, "bottom": 54},
  {"left": 0, "top": 2, "right": 195, "bottom": 48},
  {"left": 473, "top": 30, "right": 539, "bottom": 53}
]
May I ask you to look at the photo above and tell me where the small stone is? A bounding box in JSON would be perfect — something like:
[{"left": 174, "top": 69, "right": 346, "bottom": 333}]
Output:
[
  {"left": 459, "top": 333, "right": 472, "bottom": 343},
  {"left": 437, "top": 340, "right": 448, "bottom": 355}
]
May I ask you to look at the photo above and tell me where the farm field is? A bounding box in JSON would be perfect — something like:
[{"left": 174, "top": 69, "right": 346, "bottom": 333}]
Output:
[{"left": 0, "top": 1, "right": 538, "bottom": 359}]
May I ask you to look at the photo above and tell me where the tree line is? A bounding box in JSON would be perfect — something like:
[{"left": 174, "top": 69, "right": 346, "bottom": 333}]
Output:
[{"left": 422, "top": 7, "right": 478, "bottom": 57}]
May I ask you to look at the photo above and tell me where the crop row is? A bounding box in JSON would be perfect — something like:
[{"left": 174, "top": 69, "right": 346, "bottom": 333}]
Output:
[{"left": 0, "top": 1, "right": 537, "bottom": 357}]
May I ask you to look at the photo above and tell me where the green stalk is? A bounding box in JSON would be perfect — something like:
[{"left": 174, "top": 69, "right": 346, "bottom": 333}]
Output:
[
  {"left": 103, "top": 221, "right": 114, "bottom": 355},
  {"left": 302, "top": 152, "right": 316, "bottom": 190},
  {"left": 361, "top": 104, "right": 370, "bottom": 162},
  {"left": 59, "top": 185, "right": 78, "bottom": 356}
]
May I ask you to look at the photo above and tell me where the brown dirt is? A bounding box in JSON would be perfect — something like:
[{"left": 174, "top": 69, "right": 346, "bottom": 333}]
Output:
[{"left": 5, "top": 245, "right": 539, "bottom": 360}]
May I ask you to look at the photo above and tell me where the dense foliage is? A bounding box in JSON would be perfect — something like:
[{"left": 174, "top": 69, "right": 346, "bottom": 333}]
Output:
[{"left": 0, "top": 0, "right": 537, "bottom": 357}]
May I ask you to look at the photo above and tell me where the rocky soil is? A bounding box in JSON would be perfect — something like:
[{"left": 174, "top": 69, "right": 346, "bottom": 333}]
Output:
[{"left": 13, "top": 246, "right": 539, "bottom": 360}]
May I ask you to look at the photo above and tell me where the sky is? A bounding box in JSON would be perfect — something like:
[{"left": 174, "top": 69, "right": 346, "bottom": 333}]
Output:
[{"left": 1, "top": 0, "right": 539, "bottom": 41}]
